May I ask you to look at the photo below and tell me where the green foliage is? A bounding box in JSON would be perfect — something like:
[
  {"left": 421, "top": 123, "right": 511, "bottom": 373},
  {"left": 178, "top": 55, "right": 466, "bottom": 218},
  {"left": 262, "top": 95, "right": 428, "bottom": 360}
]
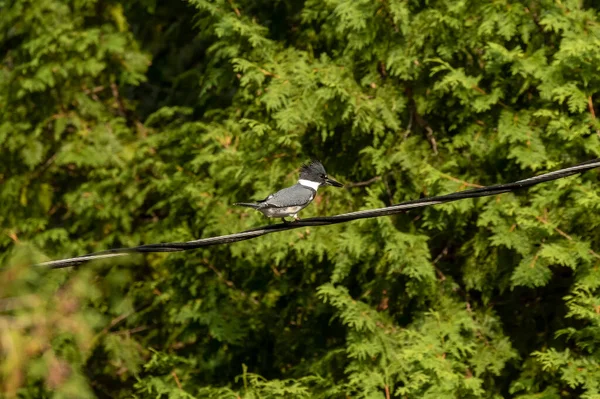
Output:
[{"left": 2, "top": 0, "right": 600, "bottom": 398}]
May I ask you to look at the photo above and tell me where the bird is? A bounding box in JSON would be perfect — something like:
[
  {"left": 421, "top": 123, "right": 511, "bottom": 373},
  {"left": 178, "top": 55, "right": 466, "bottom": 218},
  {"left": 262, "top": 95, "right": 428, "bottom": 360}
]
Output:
[{"left": 234, "top": 160, "right": 343, "bottom": 223}]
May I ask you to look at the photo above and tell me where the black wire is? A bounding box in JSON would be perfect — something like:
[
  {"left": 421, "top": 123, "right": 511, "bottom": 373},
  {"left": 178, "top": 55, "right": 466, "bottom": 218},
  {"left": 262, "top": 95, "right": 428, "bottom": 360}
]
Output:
[{"left": 36, "top": 158, "right": 600, "bottom": 269}]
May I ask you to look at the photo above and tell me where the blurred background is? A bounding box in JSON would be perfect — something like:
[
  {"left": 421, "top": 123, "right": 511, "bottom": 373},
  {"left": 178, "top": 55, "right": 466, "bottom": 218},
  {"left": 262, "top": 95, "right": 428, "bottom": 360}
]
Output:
[{"left": 2, "top": 0, "right": 600, "bottom": 397}]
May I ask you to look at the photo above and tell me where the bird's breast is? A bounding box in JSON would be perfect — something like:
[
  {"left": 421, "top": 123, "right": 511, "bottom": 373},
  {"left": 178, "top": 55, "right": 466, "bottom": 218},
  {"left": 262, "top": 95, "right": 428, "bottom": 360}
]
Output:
[{"left": 261, "top": 206, "right": 305, "bottom": 217}]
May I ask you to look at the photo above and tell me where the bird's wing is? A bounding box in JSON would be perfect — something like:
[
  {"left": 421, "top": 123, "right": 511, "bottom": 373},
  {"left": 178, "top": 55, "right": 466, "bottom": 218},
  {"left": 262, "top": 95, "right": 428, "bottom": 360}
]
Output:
[{"left": 260, "top": 184, "right": 315, "bottom": 208}]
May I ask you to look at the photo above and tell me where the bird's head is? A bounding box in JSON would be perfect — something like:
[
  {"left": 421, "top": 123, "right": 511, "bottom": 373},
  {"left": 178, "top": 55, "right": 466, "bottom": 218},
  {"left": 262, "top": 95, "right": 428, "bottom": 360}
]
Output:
[{"left": 299, "top": 160, "right": 343, "bottom": 187}]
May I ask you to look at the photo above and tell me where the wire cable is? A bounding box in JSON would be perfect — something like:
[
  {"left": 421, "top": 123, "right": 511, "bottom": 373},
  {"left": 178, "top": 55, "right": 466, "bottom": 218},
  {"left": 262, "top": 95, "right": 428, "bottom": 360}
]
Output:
[{"left": 36, "top": 158, "right": 600, "bottom": 269}]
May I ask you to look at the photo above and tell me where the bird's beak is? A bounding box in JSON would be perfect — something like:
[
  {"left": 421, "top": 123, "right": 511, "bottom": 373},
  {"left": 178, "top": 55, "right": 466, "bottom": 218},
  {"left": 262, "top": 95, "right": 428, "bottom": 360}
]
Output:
[{"left": 325, "top": 177, "right": 343, "bottom": 187}]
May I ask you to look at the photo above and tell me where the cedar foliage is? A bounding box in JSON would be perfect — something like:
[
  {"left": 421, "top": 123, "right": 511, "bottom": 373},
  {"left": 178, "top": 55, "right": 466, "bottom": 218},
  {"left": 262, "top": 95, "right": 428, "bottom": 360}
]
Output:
[{"left": 1, "top": 0, "right": 600, "bottom": 397}]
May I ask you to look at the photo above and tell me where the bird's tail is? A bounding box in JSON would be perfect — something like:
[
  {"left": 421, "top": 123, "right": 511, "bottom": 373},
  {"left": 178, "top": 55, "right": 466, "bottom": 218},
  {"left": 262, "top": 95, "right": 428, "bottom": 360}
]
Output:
[{"left": 234, "top": 202, "right": 260, "bottom": 209}]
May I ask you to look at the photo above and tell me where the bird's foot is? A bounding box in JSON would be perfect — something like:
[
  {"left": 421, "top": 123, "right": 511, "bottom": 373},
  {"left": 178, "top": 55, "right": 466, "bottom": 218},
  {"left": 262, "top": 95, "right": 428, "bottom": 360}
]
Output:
[{"left": 281, "top": 215, "right": 300, "bottom": 224}]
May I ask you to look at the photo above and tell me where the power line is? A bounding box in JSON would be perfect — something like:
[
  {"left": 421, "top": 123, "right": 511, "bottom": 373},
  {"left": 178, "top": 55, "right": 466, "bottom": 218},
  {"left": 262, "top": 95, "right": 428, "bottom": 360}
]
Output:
[{"left": 36, "top": 158, "right": 600, "bottom": 269}]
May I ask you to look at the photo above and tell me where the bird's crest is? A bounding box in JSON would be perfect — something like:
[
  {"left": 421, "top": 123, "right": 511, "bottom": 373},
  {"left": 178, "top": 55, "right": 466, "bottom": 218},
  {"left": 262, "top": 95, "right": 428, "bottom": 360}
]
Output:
[{"left": 300, "top": 160, "right": 326, "bottom": 177}]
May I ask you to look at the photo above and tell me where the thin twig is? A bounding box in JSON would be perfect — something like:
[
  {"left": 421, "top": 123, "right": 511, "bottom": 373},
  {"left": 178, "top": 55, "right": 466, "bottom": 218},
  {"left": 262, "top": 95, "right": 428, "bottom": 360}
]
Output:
[
  {"left": 433, "top": 247, "right": 448, "bottom": 264},
  {"left": 589, "top": 95, "right": 599, "bottom": 138},
  {"left": 345, "top": 176, "right": 381, "bottom": 188},
  {"left": 171, "top": 371, "right": 182, "bottom": 389},
  {"left": 111, "top": 82, "right": 126, "bottom": 117},
  {"left": 437, "top": 172, "right": 483, "bottom": 188},
  {"left": 227, "top": 0, "right": 241, "bottom": 16},
  {"left": 535, "top": 216, "right": 600, "bottom": 259},
  {"left": 112, "top": 325, "right": 149, "bottom": 335},
  {"left": 403, "top": 112, "right": 413, "bottom": 140},
  {"left": 425, "top": 126, "right": 438, "bottom": 155}
]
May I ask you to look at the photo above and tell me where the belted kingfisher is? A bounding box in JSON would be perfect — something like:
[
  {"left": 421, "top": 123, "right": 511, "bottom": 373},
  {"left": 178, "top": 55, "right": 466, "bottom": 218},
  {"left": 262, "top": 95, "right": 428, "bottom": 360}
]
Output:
[{"left": 235, "top": 160, "right": 343, "bottom": 222}]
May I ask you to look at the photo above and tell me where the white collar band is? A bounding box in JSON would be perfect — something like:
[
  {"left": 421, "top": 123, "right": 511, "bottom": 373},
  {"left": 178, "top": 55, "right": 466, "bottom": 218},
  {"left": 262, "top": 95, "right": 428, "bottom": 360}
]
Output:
[{"left": 298, "top": 179, "right": 320, "bottom": 190}]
